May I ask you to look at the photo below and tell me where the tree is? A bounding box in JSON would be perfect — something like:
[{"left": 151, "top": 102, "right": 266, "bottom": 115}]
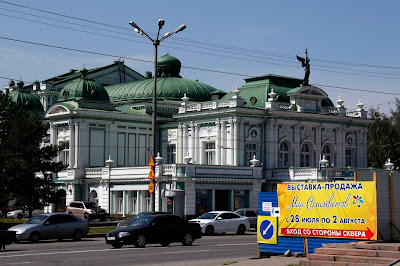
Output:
[
  {"left": 367, "top": 99, "right": 400, "bottom": 169},
  {"left": 0, "top": 93, "right": 66, "bottom": 218}
]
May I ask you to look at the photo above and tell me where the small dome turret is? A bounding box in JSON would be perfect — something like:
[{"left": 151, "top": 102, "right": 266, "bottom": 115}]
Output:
[
  {"left": 58, "top": 68, "right": 110, "bottom": 102},
  {"left": 9, "top": 80, "right": 44, "bottom": 114}
]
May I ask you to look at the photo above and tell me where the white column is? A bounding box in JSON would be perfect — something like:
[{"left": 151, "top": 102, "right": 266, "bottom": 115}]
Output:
[
  {"left": 50, "top": 123, "right": 57, "bottom": 145},
  {"left": 178, "top": 123, "right": 183, "bottom": 163},
  {"left": 122, "top": 191, "right": 126, "bottom": 218},
  {"left": 221, "top": 121, "right": 227, "bottom": 165},
  {"left": 190, "top": 121, "right": 195, "bottom": 160},
  {"left": 69, "top": 120, "right": 75, "bottom": 168},
  {"left": 315, "top": 125, "right": 322, "bottom": 167},
  {"left": 216, "top": 119, "right": 221, "bottom": 165},
  {"left": 233, "top": 118, "right": 239, "bottom": 166},
  {"left": 74, "top": 122, "right": 79, "bottom": 168},
  {"left": 294, "top": 124, "right": 300, "bottom": 167},
  {"left": 229, "top": 117, "right": 234, "bottom": 165},
  {"left": 195, "top": 124, "right": 200, "bottom": 164},
  {"left": 182, "top": 124, "right": 187, "bottom": 159}
]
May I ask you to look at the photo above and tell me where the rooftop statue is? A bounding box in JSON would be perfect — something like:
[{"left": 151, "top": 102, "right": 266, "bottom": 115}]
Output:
[{"left": 296, "top": 49, "right": 310, "bottom": 86}]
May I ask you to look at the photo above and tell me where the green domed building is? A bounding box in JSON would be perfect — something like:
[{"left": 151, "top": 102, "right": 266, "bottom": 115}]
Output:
[
  {"left": 9, "top": 80, "right": 44, "bottom": 115},
  {"left": 43, "top": 53, "right": 370, "bottom": 221}
]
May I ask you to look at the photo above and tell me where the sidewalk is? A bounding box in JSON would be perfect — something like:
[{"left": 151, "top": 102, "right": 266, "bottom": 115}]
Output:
[{"left": 223, "top": 255, "right": 302, "bottom": 266}]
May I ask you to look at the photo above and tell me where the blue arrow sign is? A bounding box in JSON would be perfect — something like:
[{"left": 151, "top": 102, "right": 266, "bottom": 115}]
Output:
[{"left": 260, "top": 219, "right": 275, "bottom": 240}]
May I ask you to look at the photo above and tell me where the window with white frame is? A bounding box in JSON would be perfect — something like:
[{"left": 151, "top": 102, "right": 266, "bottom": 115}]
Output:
[
  {"left": 204, "top": 142, "right": 215, "bottom": 165},
  {"left": 279, "top": 141, "right": 291, "bottom": 168},
  {"left": 245, "top": 143, "right": 258, "bottom": 165},
  {"left": 300, "top": 143, "right": 313, "bottom": 167},
  {"left": 322, "top": 144, "right": 333, "bottom": 166},
  {"left": 59, "top": 141, "right": 69, "bottom": 166},
  {"left": 115, "top": 191, "right": 123, "bottom": 213},
  {"left": 129, "top": 191, "right": 137, "bottom": 214},
  {"left": 345, "top": 149, "right": 353, "bottom": 167},
  {"left": 143, "top": 191, "right": 151, "bottom": 212},
  {"left": 167, "top": 144, "right": 176, "bottom": 164}
]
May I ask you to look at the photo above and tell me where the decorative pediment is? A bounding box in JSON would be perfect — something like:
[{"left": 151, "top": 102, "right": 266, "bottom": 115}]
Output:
[
  {"left": 287, "top": 85, "right": 328, "bottom": 99},
  {"left": 46, "top": 104, "right": 72, "bottom": 117}
]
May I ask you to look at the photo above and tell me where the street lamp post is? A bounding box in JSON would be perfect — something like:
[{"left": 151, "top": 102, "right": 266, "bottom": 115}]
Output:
[{"left": 129, "top": 19, "right": 186, "bottom": 212}]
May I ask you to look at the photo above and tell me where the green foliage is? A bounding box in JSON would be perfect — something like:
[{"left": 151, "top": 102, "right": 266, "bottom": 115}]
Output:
[
  {"left": 367, "top": 99, "right": 400, "bottom": 169},
  {"left": 0, "top": 93, "right": 66, "bottom": 216}
]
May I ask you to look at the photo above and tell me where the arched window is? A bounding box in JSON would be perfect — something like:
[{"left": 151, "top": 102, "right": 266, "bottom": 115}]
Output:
[
  {"left": 322, "top": 144, "right": 333, "bottom": 166},
  {"left": 279, "top": 142, "right": 291, "bottom": 168},
  {"left": 300, "top": 143, "right": 313, "bottom": 167}
]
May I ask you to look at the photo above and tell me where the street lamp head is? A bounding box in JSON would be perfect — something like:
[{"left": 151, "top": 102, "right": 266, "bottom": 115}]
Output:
[
  {"left": 158, "top": 19, "right": 165, "bottom": 29},
  {"left": 129, "top": 21, "right": 139, "bottom": 29},
  {"left": 174, "top": 24, "right": 186, "bottom": 33}
]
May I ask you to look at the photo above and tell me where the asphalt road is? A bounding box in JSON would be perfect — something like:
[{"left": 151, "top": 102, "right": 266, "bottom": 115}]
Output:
[{"left": 0, "top": 232, "right": 259, "bottom": 266}]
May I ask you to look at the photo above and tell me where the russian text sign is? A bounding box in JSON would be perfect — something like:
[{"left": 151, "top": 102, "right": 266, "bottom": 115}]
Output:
[{"left": 278, "top": 182, "right": 377, "bottom": 240}]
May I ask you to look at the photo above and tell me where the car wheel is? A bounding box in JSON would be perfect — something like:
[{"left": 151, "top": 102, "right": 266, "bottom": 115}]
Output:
[
  {"left": 160, "top": 240, "right": 170, "bottom": 247},
  {"left": 205, "top": 225, "right": 214, "bottom": 236},
  {"left": 68, "top": 212, "right": 73, "bottom": 215},
  {"left": 134, "top": 234, "right": 146, "bottom": 248},
  {"left": 237, "top": 224, "right": 246, "bottom": 235},
  {"left": 84, "top": 213, "right": 90, "bottom": 221},
  {"left": 72, "top": 229, "right": 83, "bottom": 241},
  {"left": 29, "top": 232, "right": 40, "bottom": 243},
  {"left": 182, "top": 233, "right": 194, "bottom": 246},
  {"left": 112, "top": 243, "right": 123, "bottom": 249},
  {"left": 17, "top": 213, "right": 23, "bottom": 219}
]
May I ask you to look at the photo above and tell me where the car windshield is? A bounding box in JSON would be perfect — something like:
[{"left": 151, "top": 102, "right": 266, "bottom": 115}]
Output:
[
  {"left": 129, "top": 216, "right": 155, "bottom": 227},
  {"left": 27, "top": 215, "right": 47, "bottom": 224},
  {"left": 84, "top": 202, "right": 97, "bottom": 208},
  {"left": 197, "top": 212, "right": 219, "bottom": 219},
  {"left": 129, "top": 212, "right": 149, "bottom": 221}
]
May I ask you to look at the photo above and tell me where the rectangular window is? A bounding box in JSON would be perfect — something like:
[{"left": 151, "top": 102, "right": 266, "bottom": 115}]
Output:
[
  {"left": 234, "top": 190, "right": 246, "bottom": 209},
  {"left": 196, "top": 190, "right": 209, "bottom": 215},
  {"left": 129, "top": 191, "right": 137, "bottom": 214},
  {"left": 167, "top": 145, "right": 176, "bottom": 164},
  {"left": 245, "top": 143, "right": 257, "bottom": 165},
  {"left": 89, "top": 129, "right": 105, "bottom": 167},
  {"left": 204, "top": 142, "right": 215, "bottom": 165},
  {"left": 143, "top": 191, "right": 151, "bottom": 212},
  {"left": 117, "top": 133, "right": 125, "bottom": 166},
  {"left": 345, "top": 149, "right": 352, "bottom": 166}
]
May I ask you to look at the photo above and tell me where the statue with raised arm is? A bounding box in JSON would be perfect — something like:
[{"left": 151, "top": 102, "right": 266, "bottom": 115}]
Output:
[{"left": 296, "top": 49, "right": 310, "bottom": 86}]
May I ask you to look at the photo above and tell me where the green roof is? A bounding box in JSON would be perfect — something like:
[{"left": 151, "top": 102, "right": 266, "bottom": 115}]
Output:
[
  {"left": 58, "top": 69, "right": 110, "bottom": 103},
  {"left": 9, "top": 81, "right": 44, "bottom": 114},
  {"left": 222, "top": 74, "right": 334, "bottom": 108}
]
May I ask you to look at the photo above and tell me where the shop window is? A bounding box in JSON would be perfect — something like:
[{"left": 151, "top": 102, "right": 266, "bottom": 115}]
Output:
[
  {"left": 234, "top": 190, "right": 246, "bottom": 209},
  {"left": 196, "top": 190, "right": 209, "bottom": 215}
]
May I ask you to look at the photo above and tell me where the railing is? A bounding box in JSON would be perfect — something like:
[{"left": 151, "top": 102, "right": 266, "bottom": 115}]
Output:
[
  {"left": 85, "top": 168, "right": 103, "bottom": 178},
  {"left": 161, "top": 164, "right": 176, "bottom": 176},
  {"left": 278, "top": 103, "right": 292, "bottom": 110},
  {"left": 323, "top": 107, "right": 338, "bottom": 114}
]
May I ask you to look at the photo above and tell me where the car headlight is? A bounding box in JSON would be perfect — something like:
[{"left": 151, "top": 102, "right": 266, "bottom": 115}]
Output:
[{"left": 118, "top": 232, "right": 130, "bottom": 238}]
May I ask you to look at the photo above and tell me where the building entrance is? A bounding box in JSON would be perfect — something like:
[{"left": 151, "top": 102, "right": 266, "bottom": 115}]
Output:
[{"left": 215, "top": 190, "right": 229, "bottom": 210}]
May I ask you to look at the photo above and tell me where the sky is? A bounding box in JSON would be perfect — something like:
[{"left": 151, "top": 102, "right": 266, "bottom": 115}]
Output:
[{"left": 1, "top": 0, "right": 400, "bottom": 115}]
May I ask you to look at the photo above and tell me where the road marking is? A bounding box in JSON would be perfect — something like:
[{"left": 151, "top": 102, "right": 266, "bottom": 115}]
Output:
[
  {"left": 163, "top": 250, "right": 210, "bottom": 254},
  {"left": 0, "top": 248, "right": 119, "bottom": 258},
  {"left": 217, "top": 243, "right": 256, "bottom": 246},
  {"left": 0, "top": 262, "right": 31, "bottom": 265}
]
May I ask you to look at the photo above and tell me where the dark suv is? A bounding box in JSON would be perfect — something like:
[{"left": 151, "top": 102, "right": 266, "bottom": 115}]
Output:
[{"left": 65, "top": 201, "right": 108, "bottom": 221}]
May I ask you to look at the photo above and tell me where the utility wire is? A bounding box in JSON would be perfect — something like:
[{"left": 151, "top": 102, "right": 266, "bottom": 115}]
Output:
[
  {"left": 2, "top": 11, "right": 400, "bottom": 79},
  {"left": 2, "top": 0, "right": 400, "bottom": 71},
  {"left": 2, "top": 36, "right": 400, "bottom": 97}
]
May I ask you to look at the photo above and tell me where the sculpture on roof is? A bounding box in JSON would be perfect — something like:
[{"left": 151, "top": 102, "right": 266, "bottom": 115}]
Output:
[{"left": 296, "top": 49, "right": 310, "bottom": 86}]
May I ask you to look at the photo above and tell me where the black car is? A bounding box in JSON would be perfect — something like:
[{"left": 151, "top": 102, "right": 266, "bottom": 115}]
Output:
[
  {"left": 117, "top": 211, "right": 166, "bottom": 229},
  {"left": 106, "top": 214, "right": 202, "bottom": 249}
]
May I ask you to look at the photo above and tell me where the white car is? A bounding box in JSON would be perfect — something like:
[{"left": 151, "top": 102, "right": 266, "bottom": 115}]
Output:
[
  {"left": 7, "top": 208, "right": 43, "bottom": 219},
  {"left": 189, "top": 211, "right": 250, "bottom": 235}
]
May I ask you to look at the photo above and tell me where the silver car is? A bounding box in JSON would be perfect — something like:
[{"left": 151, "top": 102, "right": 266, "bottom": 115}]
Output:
[{"left": 7, "top": 213, "right": 89, "bottom": 243}]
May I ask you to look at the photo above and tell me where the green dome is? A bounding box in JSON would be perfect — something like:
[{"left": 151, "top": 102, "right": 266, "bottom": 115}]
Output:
[
  {"left": 9, "top": 81, "right": 44, "bottom": 114},
  {"left": 106, "top": 54, "right": 217, "bottom": 102},
  {"left": 156, "top": 54, "right": 182, "bottom": 77},
  {"left": 58, "top": 68, "right": 110, "bottom": 102},
  {"left": 106, "top": 77, "right": 217, "bottom": 102}
]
